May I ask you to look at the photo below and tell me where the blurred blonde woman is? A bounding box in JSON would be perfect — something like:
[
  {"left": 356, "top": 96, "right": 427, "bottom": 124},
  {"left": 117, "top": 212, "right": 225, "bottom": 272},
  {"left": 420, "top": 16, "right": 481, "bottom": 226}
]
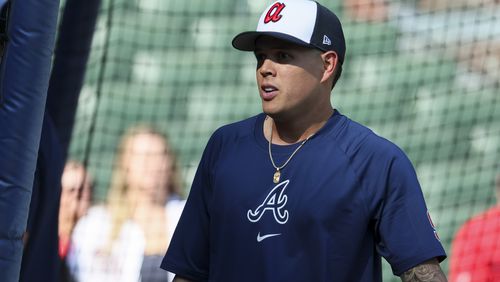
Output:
[{"left": 68, "top": 126, "right": 185, "bottom": 282}]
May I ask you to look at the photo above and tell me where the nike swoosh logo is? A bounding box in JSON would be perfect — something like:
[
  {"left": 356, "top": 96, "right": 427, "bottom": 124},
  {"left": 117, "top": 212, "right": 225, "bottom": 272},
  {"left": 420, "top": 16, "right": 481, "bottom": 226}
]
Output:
[{"left": 257, "top": 232, "right": 281, "bottom": 242}]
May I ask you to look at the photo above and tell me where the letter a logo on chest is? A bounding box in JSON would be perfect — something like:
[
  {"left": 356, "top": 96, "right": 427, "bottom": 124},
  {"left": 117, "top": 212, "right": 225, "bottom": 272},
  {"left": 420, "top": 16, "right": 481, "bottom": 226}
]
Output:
[{"left": 247, "top": 180, "right": 289, "bottom": 224}]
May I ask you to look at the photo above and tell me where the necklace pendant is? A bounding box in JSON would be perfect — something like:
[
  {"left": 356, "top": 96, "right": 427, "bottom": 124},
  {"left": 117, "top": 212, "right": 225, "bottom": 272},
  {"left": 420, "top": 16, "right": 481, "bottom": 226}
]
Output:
[{"left": 273, "top": 170, "right": 281, "bottom": 183}]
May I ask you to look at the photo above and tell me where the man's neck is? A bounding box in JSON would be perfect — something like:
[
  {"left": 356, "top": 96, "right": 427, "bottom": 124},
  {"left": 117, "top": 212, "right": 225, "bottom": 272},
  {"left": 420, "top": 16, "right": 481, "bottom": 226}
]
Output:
[{"left": 265, "top": 107, "right": 333, "bottom": 145}]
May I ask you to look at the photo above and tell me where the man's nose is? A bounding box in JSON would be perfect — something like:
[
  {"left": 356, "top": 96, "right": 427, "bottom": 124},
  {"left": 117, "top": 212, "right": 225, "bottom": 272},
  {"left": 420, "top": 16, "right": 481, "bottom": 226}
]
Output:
[{"left": 259, "top": 58, "right": 276, "bottom": 77}]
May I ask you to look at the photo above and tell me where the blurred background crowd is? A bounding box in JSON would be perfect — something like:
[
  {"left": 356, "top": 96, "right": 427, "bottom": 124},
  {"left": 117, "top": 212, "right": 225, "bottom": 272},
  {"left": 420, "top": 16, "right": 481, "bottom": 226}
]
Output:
[{"left": 14, "top": 0, "right": 500, "bottom": 281}]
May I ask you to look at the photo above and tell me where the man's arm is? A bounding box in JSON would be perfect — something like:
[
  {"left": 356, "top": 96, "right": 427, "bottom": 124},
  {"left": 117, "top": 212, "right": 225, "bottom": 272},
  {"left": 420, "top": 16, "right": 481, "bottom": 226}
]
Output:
[
  {"left": 400, "top": 259, "right": 448, "bottom": 282},
  {"left": 173, "top": 275, "right": 195, "bottom": 282}
]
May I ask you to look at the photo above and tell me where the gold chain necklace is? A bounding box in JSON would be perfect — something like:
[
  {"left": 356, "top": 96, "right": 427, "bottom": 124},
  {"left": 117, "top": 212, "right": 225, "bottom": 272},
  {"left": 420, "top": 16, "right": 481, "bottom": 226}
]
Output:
[{"left": 268, "top": 120, "right": 315, "bottom": 183}]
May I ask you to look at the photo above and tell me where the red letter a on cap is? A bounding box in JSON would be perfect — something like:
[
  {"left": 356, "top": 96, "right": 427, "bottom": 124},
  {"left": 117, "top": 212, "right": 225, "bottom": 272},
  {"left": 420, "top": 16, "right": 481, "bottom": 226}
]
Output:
[{"left": 264, "top": 3, "right": 286, "bottom": 24}]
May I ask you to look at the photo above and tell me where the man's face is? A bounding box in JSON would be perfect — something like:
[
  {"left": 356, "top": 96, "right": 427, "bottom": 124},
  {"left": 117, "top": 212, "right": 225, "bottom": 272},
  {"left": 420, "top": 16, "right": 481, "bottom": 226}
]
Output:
[{"left": 254, "top": 36, "right": 327, "bottom": 121}]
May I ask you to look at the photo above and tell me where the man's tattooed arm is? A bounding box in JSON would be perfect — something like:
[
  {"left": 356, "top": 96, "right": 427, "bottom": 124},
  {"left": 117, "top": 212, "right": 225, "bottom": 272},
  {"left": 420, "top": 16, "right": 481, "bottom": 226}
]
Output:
[{"left": 400, "top": 259, "right": 448, "bottom": 282}]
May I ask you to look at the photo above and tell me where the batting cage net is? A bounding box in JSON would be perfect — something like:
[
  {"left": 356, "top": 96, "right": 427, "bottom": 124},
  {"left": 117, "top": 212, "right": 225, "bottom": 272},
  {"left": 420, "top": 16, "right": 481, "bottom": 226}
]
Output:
[{"left": 62, "top": 0, "right": 499, "bottom": 280}]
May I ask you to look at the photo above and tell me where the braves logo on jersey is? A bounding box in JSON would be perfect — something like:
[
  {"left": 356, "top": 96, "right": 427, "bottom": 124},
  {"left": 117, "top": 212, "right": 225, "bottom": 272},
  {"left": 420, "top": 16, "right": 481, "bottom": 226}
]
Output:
[
  {"left": 264, "top": 2, "right": 286, "bottom": 24},
  {"left": 427, "top": 210, "right": 441, "bottom": 241},
  {"left": 247, "top": 180, "right": 289, "bottom": 224}
]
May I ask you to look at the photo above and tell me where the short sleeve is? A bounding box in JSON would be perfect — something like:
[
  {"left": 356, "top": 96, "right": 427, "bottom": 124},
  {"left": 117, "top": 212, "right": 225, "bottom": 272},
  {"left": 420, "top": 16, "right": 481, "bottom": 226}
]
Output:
[
  {"left": 373, "top": 149, "right": 446, "bottom": 276},
  {"left": 160, "top": 131, "right": 222, "bottom": 281}
]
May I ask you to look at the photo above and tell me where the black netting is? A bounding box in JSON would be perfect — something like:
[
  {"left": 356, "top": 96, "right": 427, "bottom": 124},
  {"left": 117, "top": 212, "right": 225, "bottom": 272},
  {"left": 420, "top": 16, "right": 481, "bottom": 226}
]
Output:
[{"left": 65, "top": 0, "right": 500, "bottom": 280}]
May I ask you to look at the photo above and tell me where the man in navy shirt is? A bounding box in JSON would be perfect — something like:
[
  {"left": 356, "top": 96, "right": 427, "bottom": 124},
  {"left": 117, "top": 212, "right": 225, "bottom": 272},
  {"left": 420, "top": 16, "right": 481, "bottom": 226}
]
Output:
[{"left": 162, "top": 1, "right": 447, "bottom": 281}]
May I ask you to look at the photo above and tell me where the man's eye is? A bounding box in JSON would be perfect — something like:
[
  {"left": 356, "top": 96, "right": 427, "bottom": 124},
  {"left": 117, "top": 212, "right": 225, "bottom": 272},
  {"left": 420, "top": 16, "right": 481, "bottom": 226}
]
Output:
[{"left": 277, "top": 52, "right": 291, "bottom": 60}]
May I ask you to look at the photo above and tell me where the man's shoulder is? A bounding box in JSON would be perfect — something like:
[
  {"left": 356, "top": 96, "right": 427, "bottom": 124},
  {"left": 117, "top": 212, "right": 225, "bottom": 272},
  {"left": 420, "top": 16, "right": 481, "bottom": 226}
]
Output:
[
  {"left": 211, "top": 113, "right": 262, "bottom": 140},
  {"left": 200, "top": 114, "right": 262, "bottom": 157},
  {"left": 333, "top": 114, "right": 405, "bottom": 160},
  {"left": 218, "top": 113, "right": 262, "bottom": 131}
]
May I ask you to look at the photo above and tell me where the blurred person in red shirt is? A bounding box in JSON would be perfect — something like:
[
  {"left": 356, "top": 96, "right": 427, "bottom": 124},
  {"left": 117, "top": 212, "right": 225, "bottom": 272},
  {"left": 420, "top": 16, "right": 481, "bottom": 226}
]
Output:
[
  {"left": 59, "top": 161, "right": 93, "bottom": 259},
  {"left": 59, "top": 161, "right": 93, "bottom": 281},
  {"left": 449, "top": 174, "right": 500, "bottom": 282}
]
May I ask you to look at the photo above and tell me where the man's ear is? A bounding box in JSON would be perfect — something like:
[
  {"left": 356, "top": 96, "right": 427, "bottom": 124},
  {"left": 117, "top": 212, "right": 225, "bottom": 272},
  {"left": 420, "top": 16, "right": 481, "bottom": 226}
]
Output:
[{"left": 320, "top": 51, "right": 338, "bottom": 85}]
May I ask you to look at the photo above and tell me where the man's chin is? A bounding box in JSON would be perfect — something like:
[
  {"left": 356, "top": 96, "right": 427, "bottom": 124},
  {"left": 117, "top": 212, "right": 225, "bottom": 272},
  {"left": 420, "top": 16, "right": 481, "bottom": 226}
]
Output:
[{"left": 262, "top": 104, "right": 280, "bottom": 116}]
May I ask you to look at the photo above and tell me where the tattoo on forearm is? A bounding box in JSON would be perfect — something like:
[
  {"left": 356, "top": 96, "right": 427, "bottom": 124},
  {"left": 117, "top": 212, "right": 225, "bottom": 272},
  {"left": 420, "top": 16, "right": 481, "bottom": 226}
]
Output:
[{"left": 400, "top": 261, "right": 447, "bottom": 282}]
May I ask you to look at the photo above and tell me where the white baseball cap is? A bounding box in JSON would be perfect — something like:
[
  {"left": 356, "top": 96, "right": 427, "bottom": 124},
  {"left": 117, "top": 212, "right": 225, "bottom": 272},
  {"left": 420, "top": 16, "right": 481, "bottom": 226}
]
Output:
[{"left": 232, "top": 0, "right": 346, "bottom": 64}]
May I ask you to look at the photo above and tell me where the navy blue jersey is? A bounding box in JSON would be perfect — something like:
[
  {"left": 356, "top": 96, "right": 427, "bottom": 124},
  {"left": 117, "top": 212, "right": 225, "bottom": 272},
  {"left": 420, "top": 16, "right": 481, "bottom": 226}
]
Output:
[{"left": 162, "top": 110, "right": 446, "bottom": 282}]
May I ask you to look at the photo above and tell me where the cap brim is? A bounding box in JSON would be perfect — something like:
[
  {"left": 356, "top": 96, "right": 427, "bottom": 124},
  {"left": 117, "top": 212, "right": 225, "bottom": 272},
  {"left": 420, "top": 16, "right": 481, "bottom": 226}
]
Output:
[{"left": 232, "top": 31, "right": 312, "bottom": 51}]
